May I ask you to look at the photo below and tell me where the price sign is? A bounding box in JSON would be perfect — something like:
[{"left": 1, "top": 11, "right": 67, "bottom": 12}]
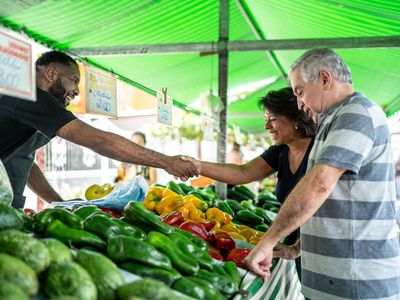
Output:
[
  {"left": 0, "top": 29, "right": 35, "bottom": 101},
  {"left": 85, "top": 65, "right": 117, "bottom": 118},
  {"left": 157, "top": 89, "right": 172, "bottom": 126}
]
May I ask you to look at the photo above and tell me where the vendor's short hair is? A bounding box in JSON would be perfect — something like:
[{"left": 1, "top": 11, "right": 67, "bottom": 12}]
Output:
[
  {"left": 258, "top": 87, "right": 316, "bottom": 137},
  {"left": 36, "top": 51, "right": 78, "bottom": 69}
]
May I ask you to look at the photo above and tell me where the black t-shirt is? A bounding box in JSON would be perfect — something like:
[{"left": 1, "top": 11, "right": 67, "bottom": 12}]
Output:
[
  {"left": 260, "top": 139, "right": 314, "bottom": 244},
  {"left": 0, "top": 88, "right": 76, "bottom": 160}
]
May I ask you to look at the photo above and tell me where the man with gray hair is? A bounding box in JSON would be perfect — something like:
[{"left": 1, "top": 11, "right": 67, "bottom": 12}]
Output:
[{"left": 245, "top": 48, "right": 400, "bottom": 299}]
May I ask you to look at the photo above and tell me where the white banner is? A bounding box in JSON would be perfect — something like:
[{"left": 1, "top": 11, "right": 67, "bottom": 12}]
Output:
[
  {"left": 85, "top": 65, "right": 117, "bottom": 118},
  {"left": 0, "top": 29, "right": 35, "bottom": 101}
]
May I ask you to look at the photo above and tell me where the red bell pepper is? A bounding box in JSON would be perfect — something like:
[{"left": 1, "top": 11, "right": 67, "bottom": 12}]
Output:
[
  {"left": 179, "top": 221, "right": 210, "bottom": 241},
  {"left": 210, "top": 231, "right": 235, "bottom": 251},
  {"left": 99, "top": 207, "right": 124, "bottom": 219},
  {"left": 23, "top": 208, "right": 37, "bottom": 219},
  {"left": 161, "top": 211, "right": 184, "bottom": 227},
  {"left": 200, "top": 220, "right": 216, "bottom": 232},
  {"left": 208, "top": 246, "right": 224, "bottom": 261},
  {"left": 226, "top": 248, "right": 251, "bottom": 268}
]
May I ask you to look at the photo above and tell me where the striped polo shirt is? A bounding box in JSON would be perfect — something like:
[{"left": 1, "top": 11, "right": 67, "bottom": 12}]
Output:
[{"left": 301, "top": 92, "right": 400, "bottom": 300}]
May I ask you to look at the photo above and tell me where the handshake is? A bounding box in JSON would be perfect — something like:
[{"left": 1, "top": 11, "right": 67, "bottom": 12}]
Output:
[{"left": 164, "top": 156, "right": 202, "bottom": 181}]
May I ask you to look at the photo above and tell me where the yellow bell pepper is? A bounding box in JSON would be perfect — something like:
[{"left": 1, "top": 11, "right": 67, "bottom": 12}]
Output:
[
  {"left": 162, "top": 188, "right": 180, "bottom": 198},
  {"left": 227, "top": 232, "right": 247, "bottom": 242},
  {"left": 176, "top": 206, "right": 189, "bottom": 220},
  {"left": 205, "top": 208, "right": 226, "bottom": 224},
  {"left": 240, "top": 228, "right": 258, "bottom": 241},
  {"left": 155, "top": 195, "right": 184, "bottom": 215},
  {"left": 209, "top": 227, "right": 225, "bottom": 233},
  {"left": 189, "top": 208, "right": 206, "bottom": 223},
  {"left": 221, "top": 223, "right": 240, "bottom": 233},
  {"left": 223, "top": 212, "right": 233, "bottom": 225},
  {"left": 148, "top": 186, "right": 165, "bottom": 199},
  {"left": 183, "top": 200, "right": 197, "bottom": 211},
  {"left": 238, "top": 224, "right": 253, "bottom": 231},
  {"left": 182, "top": 195, "right": 208, "bottom": 211},
  {"left": 255, "top": 230, "right": 265, "bottom": 237},
  {"left": 143, "top": 191, "right": 160, "bottom": 211},
  {"left": 249, "top": 236, "right": 262, "bottom": 245}
]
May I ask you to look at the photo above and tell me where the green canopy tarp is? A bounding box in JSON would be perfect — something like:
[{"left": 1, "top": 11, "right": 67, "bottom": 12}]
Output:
[{"left": 1, "top": 0, "right": 399, "bottom": 133}]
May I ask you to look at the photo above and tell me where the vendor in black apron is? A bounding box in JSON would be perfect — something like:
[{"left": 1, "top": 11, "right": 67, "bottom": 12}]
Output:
[{"left": 0, "top": 51, "right": 198, "bottom": 209}]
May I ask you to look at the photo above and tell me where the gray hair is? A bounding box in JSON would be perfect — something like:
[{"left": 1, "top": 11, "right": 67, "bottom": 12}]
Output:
[{"left": 290, "top": 48, "right": 352, "bottom": 84}]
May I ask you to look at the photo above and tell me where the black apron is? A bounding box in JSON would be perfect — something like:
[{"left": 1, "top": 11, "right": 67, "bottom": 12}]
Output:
[{"left": 3, "top": 131, "right": 50, "bottom": 208}]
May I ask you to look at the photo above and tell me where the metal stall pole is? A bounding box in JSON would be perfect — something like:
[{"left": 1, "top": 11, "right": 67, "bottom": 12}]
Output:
[{"left": 215, "top": 0, "right": 229, "bottom": 199}]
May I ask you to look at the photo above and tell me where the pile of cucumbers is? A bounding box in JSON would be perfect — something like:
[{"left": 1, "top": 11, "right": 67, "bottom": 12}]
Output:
[{"left": 0, "top": 202, "right": 241, "bottom": 300}]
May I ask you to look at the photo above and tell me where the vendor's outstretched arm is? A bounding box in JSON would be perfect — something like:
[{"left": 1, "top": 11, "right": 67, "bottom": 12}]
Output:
[
  {"left": 245, "top": 163, "right": 345, "bottom": 281},
  {"left": 27, "top": 163, "right": 63, "bottom": 203},
  {"left": 57, "top": 119, "right": 198, "bottom": 179}
]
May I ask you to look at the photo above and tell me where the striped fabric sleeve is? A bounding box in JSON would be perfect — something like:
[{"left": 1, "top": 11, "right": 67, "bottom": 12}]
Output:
[{"left": 314, "top": 106, "right": 375, "bottom": 174}]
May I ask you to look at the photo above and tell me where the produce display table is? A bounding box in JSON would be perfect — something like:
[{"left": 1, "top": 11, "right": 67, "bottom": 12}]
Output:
[{"left": 237, "top": 259, "right": 303, "bottom": 300}]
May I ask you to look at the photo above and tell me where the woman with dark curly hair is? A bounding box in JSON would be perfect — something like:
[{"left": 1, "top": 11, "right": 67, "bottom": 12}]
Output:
[{"left": 184, "top": 87, "right": 316, "bottom": 280}]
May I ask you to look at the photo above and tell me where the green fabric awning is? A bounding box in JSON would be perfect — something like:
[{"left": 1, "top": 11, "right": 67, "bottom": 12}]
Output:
[{"left": 1, "top": 0, "right": 399, "bottom": 133}]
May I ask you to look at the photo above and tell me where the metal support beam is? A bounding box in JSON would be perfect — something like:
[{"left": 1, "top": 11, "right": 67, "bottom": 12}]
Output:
[
  {"left": 215, "top": 0, "right": 229, "bottom": 200},
  {"left": 70, "top": 36, "right": 400, "bottom": 56},
  {"left": 235, "top": 0, "right": 287, "bottom": 80}
]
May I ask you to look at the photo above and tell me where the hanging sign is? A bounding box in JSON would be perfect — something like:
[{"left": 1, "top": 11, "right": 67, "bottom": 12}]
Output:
[
  {"left": 202, "top": 114, "right": 214, "bottom": 141},
  {"left": 157, "top": 88, "right": 172, "bottom": 125},
  {"left": 0, "top": 29, "right": 35, "bottom": 101},
  {"left": 85, "top": 65, "right": 117, "bottom": 118}
]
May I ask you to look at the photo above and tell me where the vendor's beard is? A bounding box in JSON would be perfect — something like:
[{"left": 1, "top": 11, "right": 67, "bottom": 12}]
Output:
[{"left": 49, "top": 78, "right": 67, "bottom": 106}]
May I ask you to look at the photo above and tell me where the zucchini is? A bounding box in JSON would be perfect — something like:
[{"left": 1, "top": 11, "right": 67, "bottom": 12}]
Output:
[
  {"left": 0, "top": 253, "right": 38, "bottom": 297},
  {"left": 145, "top": 231, "right": 199, "bottom": 275},
  {"left": 45, "top": 261, "right": 97, "bottom": 300},
  {"left": 255, "top": 223, "right": 270, "bottom": 232},
  {"left": 124, "top": 201, "right": 173, "bottom": 235},
  {"left": 166, "top": 181, "right": 186, "bottom": 195},
  {"left": 0, "top": 281, "right": 28, "bottom": 300},
  {"left": 41, "top": 238, "right": 73, "bottom": 264},
  {"left": 0, "top": 203, "right": 23, "bottom": 230},
  {"left": 118, "top": 279, "right": 180, "bottom": 300},
  {"left": 227, "top": 188, "right": 248, "bottom": 201},
  {"left": 120, "top": 262, "right": 181, "bottom": 286},
  {"left": 225, "top": 199, "right": 245, "bottom": 213},
  {"left": 216, "top": 200, "right": 235, "bottom": 217},
  {"left": 234, "top": 185, "right": 255, "bottom": 200},
  {"left": 0, "top": 229, "right": 50, "bottom": 273},
  {"left": 76, "top": 249, "right": 124, "bottom": 300},
  {"left": 178, "top": 183, "right": 194, "bottom": 195},
  {"left": 107, "top": 235, "right": 172, "bottom": 270},
  {"left": 236, "top": 210, "right": 264, "bottom": 225}
]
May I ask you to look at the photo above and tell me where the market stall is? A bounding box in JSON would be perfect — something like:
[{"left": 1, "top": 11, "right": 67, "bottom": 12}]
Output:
[
  {"left": 1, "top": 1, "right": 400, "bottom": 299},
  {"left": 0, "top": 170, "right": 303, "bottom": 299}
]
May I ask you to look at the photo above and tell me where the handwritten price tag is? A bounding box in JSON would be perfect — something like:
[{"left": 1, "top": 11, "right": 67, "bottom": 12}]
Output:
[
  {"left": 0, "top": 29, "right": 35, "bottom": 101},
  {"left": 157, "top": 90, "right": 172, "bottom": 126},
  {"left": 85, "top": 66, "right": 117, "bottom": 118}
]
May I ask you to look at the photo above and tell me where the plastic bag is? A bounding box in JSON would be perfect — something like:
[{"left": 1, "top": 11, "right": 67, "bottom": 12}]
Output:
[
  {"left": 0, "top": 159, "right": 13, "bottom": 205},
  {"left": 50, "top": 176, "right": 149, "bottom": 211},
  {"left": 89, "top": 176, "right": 149, "bottom": 210}
]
